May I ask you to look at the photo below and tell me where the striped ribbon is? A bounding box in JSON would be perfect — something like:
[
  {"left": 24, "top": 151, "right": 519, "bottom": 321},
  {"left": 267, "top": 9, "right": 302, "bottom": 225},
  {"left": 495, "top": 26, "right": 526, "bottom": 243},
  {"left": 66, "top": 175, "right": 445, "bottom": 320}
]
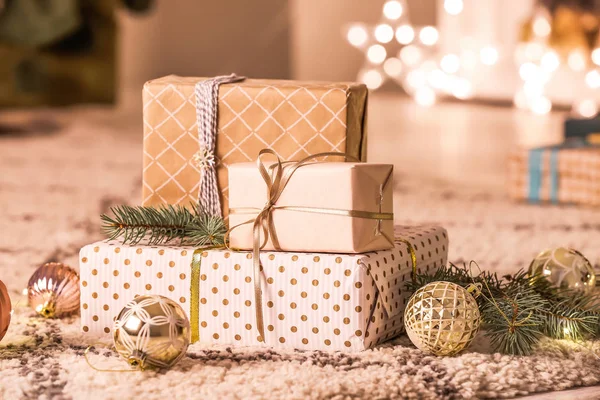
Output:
[
  {"left": 195, "top": 74, "right": 246, "bottom": 217},
  {"left": 527, "top": 148, "right": 559, "bottom": 204}
]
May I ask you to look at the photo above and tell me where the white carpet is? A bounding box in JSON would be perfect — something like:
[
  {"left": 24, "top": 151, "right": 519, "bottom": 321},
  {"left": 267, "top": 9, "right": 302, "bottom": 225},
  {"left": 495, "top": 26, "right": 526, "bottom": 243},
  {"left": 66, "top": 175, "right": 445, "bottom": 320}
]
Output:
[{"left": 1, "top": 109, "right": 600, "bottom": 399}]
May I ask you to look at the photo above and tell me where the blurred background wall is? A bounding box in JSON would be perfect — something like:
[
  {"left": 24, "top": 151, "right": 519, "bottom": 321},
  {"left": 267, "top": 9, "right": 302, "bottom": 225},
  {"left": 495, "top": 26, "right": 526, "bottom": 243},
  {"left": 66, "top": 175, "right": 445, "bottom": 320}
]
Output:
[
  {"left": 290, "top": 0, "right": 436, "bottom": 81},
  {"left": 119, "top": 0, "right": 291, "bottom": 104},
  {"left": 2, "top": 0, "right": 597, "bottom": 110},
  {"left": 119, "top": 0, "right": 435, "bottom": 91},
  {"left": 0, "top": 0, "right": 436, "bottom": 109}
]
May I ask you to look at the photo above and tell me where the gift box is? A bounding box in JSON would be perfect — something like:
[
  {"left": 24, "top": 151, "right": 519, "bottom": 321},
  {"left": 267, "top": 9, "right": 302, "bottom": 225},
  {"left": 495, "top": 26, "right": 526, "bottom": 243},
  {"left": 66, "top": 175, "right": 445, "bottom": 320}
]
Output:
[
  {"left": 228, "top": 160, "right": 394, "bottom": 253},
  {"left": 142, "top": 76, "right": 369, "bottom": 217},
  {"left": 507, "top": 143, "right": 600, "bottom": 206},
  {"left": 79, "top": 225, "right": 448, "bottom": 352},
  {"left": 564, "top": 117, "right": 600, "bottom": 140}
]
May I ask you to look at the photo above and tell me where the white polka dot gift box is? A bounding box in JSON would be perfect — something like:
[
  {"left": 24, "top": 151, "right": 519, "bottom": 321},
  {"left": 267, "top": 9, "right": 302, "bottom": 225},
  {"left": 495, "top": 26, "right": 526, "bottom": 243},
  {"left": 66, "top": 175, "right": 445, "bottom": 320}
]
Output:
[{"left": 79, "top": 225, "right": 448, "bottom": 352}]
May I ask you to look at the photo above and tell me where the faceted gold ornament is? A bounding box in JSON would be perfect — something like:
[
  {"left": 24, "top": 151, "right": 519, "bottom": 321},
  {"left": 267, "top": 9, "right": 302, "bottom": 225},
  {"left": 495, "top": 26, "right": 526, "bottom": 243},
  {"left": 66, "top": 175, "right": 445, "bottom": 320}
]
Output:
[
  {"left": 0, "top": 280, "right": 11, "bottom": 342},
  {"left": 529, "top": 247, "right": 596, "bottom": 293},
  {"left": 113, "top": 295, "right": 190, "bottom": 370},
  {"left": 27, "top": 263, "right": 80, "bottom": 318},
  {"left": 404, "top": 281, "right": 481, "bottom": 356}
]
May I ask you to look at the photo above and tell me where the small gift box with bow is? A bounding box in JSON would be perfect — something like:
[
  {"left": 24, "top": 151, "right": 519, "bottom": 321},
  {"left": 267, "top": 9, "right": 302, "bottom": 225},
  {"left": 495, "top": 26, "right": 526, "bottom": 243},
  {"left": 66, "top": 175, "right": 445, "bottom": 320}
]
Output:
[
  {"left": 142, "top": 75, "right": 368, "bottom": 218},
  {"left": 79, "top": 226, "right": 448, "bottom": 352},
  {"left": 227, "top": 150, "right": 395, "bottom": 254}
]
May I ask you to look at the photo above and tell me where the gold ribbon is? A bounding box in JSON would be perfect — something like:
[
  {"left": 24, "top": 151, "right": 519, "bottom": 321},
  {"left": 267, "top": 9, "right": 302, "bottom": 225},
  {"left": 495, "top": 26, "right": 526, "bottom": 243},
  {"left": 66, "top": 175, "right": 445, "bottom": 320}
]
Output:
[
  {"left": 396, "top": 238, "right": 418, "bottom": 282},
  {"left": 226, "top": 149, "right": 394, "bottom": 342},
  {"left": 190, "top": 249, "right": 203, "bottom": 343}
]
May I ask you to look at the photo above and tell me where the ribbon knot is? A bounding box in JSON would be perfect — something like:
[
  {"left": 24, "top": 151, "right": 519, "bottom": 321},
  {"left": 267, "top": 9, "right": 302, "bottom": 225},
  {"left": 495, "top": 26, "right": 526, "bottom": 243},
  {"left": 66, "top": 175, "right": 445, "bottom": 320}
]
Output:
[{"left": 263, "top": 199, "right": 275, "bottom": 210}]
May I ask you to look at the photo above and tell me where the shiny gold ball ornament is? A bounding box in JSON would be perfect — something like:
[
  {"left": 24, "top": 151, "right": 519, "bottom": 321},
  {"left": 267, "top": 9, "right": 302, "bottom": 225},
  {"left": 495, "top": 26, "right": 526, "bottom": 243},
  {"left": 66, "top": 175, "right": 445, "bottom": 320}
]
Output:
[
  {"left": 529, "top": 247, "right": 596, "bottom": 293},
  {"left": 404, "top": 281, "right": 481, "bottom": 356},
  {"left": 113, "top": 295, "right": 190, "bottom": 370},
  {"left": 0, "top": 280, "right": 11, "bottom": 342},
  {"left": 27, "top": 262, "right": 80, "bottom": 318}
]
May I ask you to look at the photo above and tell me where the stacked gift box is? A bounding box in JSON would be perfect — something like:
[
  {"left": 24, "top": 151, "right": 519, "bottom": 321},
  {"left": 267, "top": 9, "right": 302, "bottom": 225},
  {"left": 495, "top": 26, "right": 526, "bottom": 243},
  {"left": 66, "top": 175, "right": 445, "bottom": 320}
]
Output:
[
  {"left": 80, "top": 226, "right": 448, "bottom": 351},
  {"left": 508, "top": 116, "right": 600, "bottom": 206},
  {"left": 79, "top": 75, "right": 449, "bottom": 352}
]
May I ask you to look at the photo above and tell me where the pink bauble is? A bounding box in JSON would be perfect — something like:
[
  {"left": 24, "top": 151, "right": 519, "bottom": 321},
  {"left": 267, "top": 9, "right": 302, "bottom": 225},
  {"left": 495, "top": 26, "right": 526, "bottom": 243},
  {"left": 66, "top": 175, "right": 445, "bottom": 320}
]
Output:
[{"left": 0, "top": 280, "right": 11, "bottom": 342}]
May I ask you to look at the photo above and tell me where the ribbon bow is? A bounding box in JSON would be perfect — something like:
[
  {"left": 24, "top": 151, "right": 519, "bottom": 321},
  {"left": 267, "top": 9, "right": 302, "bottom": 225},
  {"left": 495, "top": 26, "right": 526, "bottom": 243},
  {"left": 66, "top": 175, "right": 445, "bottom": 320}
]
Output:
[{"left": 227, "top": 149, "right": 394, "bottom": 341}]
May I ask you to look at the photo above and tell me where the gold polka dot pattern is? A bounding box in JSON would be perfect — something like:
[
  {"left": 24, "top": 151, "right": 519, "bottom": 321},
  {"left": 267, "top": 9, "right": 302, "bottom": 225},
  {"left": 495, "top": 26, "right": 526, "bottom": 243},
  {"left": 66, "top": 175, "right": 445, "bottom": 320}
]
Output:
[
  {"left": 78, "top": 225, "right": 448, "bottom": 352},
  {"left": 198, "top": 247, "right": 372, "bottom": 352},
  {"left": 79, "top": 241, "right": 193, "bottom": 342}
]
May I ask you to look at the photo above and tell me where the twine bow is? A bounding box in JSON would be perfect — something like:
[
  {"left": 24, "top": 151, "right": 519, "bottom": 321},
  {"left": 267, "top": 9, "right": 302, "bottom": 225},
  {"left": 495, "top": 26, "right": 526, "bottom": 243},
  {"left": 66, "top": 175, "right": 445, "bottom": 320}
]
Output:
[
  {"left": 195, "top": 74, "right": 246, "bottom": 217},
  {"left": 226, "top": 149, "right": 394, "bottom": 341}
]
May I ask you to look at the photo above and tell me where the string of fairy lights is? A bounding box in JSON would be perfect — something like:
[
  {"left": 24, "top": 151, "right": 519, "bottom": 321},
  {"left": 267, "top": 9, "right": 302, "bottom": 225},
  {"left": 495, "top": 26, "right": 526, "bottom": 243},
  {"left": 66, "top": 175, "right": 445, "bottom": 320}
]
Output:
[
  {"left": 346, "top": 0, "right": 600, "bottom": 117},
  {"left": 514, "top": 5, "right": 600, "bottom": 117}
]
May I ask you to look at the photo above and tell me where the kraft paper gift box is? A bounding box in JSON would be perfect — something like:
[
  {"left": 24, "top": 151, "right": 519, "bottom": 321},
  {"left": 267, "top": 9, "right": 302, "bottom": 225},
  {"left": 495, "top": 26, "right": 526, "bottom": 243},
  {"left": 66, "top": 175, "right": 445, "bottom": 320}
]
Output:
[
  {"left": 228, "top": 161, "right": 394, "bottom": 253},
  {"left": 507, "top": 143, "right": 600, "bottom": 206},
  {"left": 142, "top": 76, "right": 369, "bottom": 217},
  {"left": 79, "top": 225, "right": 448, "bottom": 352}
]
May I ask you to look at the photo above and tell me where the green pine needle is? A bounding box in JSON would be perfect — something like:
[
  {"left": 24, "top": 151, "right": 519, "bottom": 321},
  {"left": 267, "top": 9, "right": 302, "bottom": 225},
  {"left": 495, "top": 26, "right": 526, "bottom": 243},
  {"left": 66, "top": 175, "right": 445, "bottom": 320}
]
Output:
[
  {"left": 540, "top": 295, "right": 600, "bottom": 341},
  {"left": 481, "top": 280, "right": 546, "bottom": 356},
  {"left": 101, "top": 203, "right": 226, "bottom": 247},
  {"left": 406, "top": 262, "right": 600, "bottom": 356}
]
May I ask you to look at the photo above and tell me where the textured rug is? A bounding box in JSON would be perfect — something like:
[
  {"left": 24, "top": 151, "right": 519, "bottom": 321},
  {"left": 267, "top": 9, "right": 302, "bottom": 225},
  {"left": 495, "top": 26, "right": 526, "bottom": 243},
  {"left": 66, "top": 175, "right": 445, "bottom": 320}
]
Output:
[{"left": 1, "top": 108, "right": 600, "bottom": 399}]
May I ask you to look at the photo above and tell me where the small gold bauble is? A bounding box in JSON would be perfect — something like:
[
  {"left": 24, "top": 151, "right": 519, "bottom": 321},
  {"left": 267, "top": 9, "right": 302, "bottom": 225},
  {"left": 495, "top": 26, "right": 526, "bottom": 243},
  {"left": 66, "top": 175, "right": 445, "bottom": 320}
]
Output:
[
  {"left": 0, "top": 280, "right": 11, "bottom": 342},
  {"left": 404, "top": 281, "right": 481, "bottom": 356},
  {"left": 113, "top": 295, "right": 190, "bottom": 370},
  {"left": 27, "top": 262, "right": 80, "bottom": 318},
  {"left": 529, "top": 247, "right": 596, "bottom": 293}
]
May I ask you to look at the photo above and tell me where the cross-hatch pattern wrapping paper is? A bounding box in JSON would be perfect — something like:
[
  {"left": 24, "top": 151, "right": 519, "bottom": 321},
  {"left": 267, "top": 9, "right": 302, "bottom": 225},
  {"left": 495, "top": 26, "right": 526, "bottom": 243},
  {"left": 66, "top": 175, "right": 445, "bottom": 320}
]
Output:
[
  {"left": 79, "top": 226, "right": 448, "bottom": 352},
  {"left": 228, "top": 162, "right": 394, "bottom": 253},
  {"left": 142, "top": 76, "right": 369, "bottom": 217},
  {"left": 508, "top": 148, "right": 600, "bottom": 206}
]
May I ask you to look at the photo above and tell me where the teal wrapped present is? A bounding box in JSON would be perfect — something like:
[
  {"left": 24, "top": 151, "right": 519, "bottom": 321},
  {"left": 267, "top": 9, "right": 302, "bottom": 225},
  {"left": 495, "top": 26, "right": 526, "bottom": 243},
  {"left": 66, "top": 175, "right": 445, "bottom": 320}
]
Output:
[{"left": 508, "top": 137, "right": 600, "bottom": 206}]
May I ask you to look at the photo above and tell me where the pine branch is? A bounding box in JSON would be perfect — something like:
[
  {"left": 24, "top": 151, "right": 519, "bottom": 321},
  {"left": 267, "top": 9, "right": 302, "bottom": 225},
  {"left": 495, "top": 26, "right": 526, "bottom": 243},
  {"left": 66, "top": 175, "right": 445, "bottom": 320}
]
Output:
[
  {"left": 481, "top": 280, "right": 546, "bottom": 355},
  {"left": 407, "top": 262, "right": 600, "bottom": 356},
  {"left": 405, "top": 263, "right": 503, "bottom": 297},
  {"left": 540, "top": 292, "right": 600, "bottom": 341},
  {"left": 185, "top": 207, "right": 227, "bottom": 246},
  {"left": 101, "top": 204, "right": 226, "bottom": 247},
  {"left": 506, "top": 270, "right": 600, "bottom": 340}
]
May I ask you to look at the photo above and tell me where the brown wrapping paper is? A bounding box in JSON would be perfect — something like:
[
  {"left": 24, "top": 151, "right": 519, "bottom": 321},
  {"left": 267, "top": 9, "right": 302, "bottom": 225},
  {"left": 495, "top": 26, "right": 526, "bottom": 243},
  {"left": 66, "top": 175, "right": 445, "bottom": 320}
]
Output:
[
  {"left": 142, "top": 76, "right": 369, "bottom": 217},
  {"left": 228, "top": 162, "right": 394, "bottom": 253},
  {"left": 508, "top": 147, "right": 600, "bottom": 206}
]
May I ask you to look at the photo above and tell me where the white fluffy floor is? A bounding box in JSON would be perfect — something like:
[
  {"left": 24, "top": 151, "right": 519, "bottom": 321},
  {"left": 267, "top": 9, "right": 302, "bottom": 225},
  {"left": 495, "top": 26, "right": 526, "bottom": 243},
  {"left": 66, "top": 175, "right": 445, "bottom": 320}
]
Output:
[{"left": 1, "top": 109, "right": 600, "bottom": 399}]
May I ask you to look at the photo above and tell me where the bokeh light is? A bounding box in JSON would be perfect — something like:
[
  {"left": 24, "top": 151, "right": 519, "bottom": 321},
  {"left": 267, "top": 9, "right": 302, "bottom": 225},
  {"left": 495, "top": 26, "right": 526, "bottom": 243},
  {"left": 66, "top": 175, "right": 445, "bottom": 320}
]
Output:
[
  {"left": 419, "top": 26, "right": 439, "bottom": 46},
  {"left": 395, "top": 25, "right": 415, "bottom": 45},
  {"left": 383, "top": 1, "right": 403, "bottom": 20},
  {"left": 367, "top": 44, "right": 387, "bottom": 64},
  {"left": 347, "top": 25, "right": 368, "bottom": 47},
  {"left": 375, "top": 24, "right": 394, "bottom": 44}
]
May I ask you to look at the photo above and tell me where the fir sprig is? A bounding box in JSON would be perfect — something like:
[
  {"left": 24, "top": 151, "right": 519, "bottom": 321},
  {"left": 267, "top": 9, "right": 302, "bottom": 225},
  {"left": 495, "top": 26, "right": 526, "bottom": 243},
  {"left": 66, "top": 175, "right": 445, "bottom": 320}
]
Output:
[
  {"left": 406, "top": 262, "right": 600, "bottom": 356},
  {"left": 101, "top": 204, "right": 226, "bottom": 247},
  {"left": 481, "top": 279, "right": 546, "bottom": 355},
  {"left": 541, "top": 295, "right": 600, "bottom": 341}
]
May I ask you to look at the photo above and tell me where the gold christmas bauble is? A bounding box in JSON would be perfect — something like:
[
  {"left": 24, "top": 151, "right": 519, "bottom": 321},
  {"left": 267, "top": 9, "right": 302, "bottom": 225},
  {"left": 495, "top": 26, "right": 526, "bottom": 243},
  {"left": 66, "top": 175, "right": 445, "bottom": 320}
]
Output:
[
  {"left": 0, "top": 280, "right": 11, "bottom": 342},
  {"left": 404, "top": 281, "right": 481, "bottom": 356},
  {"left": 27, "top": 262, "right": 80, "bottom": 318},
  {"left": 529, "top": 247, "right": 596, "bottom": 293},
  {"left": 113, "top": 295, "right": 190, "bottom": 370}
]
